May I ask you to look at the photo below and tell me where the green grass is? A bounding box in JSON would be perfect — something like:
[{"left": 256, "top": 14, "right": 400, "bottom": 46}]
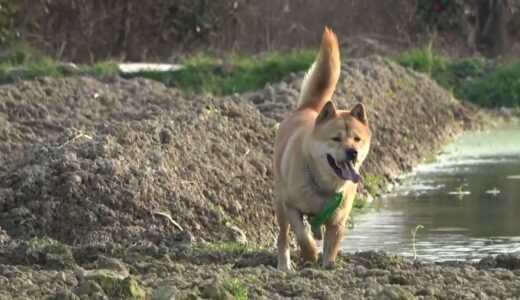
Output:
[
  {"left": 223, "top": 278, "right": 249, "bottom": 300},
  {"left": 125, "top": 50, "right": 317, "bottom": 95},
  {"left": 0, "top": 46, "right": 316, "bottom": 96},
  {"left": 393, "top": 47, "right": 520, "bottom": 108},
  {"left": 363, "top": 172, "right": 387, "bottom": 196},
  {"left": 86, "top": 61, "right": 119, "bottom": 77},
  {"left": 0, "top": 46, "right": 119, "bottom": 83},
  {"left": 353, "top": 194, "right": 369, "bottom": 210}
]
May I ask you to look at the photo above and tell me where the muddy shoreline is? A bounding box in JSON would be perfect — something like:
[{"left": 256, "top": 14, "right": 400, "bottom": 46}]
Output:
[{"left": 1, "top": 57, "right": 518, "bottom": 299}]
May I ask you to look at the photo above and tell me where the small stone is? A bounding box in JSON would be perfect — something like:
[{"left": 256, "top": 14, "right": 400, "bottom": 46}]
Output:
[
  {"left": 179, "top": 230, "right": 196, "bottom": 244},
  {"left": 152, "top": 285, "right": 178, "bottom": 300},
  {"left": 250, "top": 159, "right": 267, "bottom": 176},
  {"left": 76, "top": 280, "right": 106, "bottom": 297},
  {"left": 57, "top": 62, "right": 80, "bottom": 75},
  {"left": 300, "top": 268, "right": 331, "bottom": 280},
  {"left": 227, "top": 224, "right": 247, "bottom": 244},
  {"left": 159, "top": 129, "right": 173, "bottom": 144},
  {"left": 247, "top": 91, "right": 265, "bottom": 104},
  {"left": 496, "top": 253, "right": 520, "bottom": 270},
  {"left": 74, "top": 266, "right": 85, "bottom": 281},
  {"left": 41, "top": 243, "right": 76, "bottom": 270},
  {"left": 202, "top": 282, "right": 234, "bottom": 300},
  {"left": 354, "top": 265, "right": 367, "bottom": 277},
  {"left": 229, "top": 201, "right": 242, "bottom": 214},
  {"left": 416, "top": 287, "right": 435, "bottom": 296},
  {"left": 83, "top": 270, "right": 146, "bottom": 299},
  {"left": 54, "top": 271, "right": 67, "bottom": 282},
  {"left": 479, "top": 255, "right": 497, "bottom": 268},
  {"left": 95, "top": 255, "right": 128, "bottom": 274},
  {"left": 393, "top": 270, "right": 418, "bottom": 285}
]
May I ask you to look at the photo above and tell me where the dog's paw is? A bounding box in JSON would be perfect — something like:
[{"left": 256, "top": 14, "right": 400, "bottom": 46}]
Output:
[
  {"left": 322, "top": 261, "right": 337, "bottom": 270},
  {"left": 277, "top": 261, "right": 292, "bottom": 272}
]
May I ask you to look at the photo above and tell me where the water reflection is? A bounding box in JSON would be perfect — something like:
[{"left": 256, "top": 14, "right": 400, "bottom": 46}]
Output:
[{"left": 341, "top": 122, "right": 520, "bottom": 261}]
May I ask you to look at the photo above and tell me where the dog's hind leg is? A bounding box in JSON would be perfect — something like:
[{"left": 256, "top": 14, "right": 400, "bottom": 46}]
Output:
[
  {"left": 286, "top": 206, "right": 318, "bottom": 263},
  {"left": 276, "top": 201, "right": 291, "bottom": 271}
]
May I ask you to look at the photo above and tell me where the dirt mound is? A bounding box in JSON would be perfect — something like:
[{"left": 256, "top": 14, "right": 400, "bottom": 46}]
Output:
[
  {"left": 0, "top": 76, "right": 190, "bottom": 172},
  {"left": 0, "top": 57, "right": 485, "bottom": 246},
  {"left": 0, "top": 76, "right": 277, "bottom": 245}
]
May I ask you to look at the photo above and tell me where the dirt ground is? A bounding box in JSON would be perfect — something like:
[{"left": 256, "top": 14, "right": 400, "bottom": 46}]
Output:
[
  {"left": 1, "top": 57, "right": 514, "bottom": 299},
  {"left": 1, "top": 241, "right": 520, "bottom": 299}
]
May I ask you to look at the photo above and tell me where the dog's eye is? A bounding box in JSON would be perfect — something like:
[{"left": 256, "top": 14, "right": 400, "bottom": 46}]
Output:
[
  {"left": 332, "top": 137, "right": 341, "bottom": 142},
  {"left": 354, "top": 136, "right": 362, "bottom": 142}
]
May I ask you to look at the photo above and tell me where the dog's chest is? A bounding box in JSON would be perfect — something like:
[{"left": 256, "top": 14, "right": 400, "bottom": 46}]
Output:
[{"left": 287, "top": 186, "right": 332, "bottom": 215}]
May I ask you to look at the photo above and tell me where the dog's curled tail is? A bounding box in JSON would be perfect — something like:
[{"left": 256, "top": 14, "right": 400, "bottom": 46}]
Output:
[{"left": 297, "top": 27, "right": 340, "bottom": 112}]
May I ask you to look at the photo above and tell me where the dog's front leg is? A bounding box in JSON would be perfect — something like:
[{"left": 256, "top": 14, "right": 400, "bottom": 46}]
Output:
[
  {"left": 322, "top": 218, "right": 346, "bottom": 268},
  {"left": 286, "top": 206, "right": 318, "bottom": 263}
]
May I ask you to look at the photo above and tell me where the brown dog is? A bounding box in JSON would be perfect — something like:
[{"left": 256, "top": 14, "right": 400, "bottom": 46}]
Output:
[{"left": 273, "top": 27, "right": 372, "bottom": 270}]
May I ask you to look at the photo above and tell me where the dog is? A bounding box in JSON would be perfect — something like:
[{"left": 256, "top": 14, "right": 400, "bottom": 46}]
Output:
[{"left": 273, "top": 27, "right": 372, "bottom": 271}]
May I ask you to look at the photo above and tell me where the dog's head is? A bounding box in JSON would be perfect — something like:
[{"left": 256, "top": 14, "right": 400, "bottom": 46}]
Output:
[{"left": 310, "top": 101, "right": 372, "bottom": 184}]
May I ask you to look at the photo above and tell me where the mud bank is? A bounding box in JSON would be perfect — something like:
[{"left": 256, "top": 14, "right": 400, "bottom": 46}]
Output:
[{"left": 0, "top": 57, "right": 505, "bottom": 299}]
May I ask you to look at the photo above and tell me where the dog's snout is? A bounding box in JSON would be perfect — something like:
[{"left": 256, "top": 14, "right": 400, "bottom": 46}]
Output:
[{"left": 346, "top": 148, "right": 358, "bottom": 160}]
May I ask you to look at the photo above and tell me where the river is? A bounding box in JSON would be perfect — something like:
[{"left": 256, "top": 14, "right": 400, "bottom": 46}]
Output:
[{"left": 342, "top": 122, "right": 520, "bottom": 262}]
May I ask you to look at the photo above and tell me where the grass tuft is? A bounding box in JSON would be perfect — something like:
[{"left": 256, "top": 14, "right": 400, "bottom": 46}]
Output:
[
  {"left": 223, "top": 278, "right": 249, "bottom": 300},
  {"left": 411, "top": 224, "right": 424, "bottom": 260},
  {"left": 363, "top": 172, "right": 387, "bottom": 196}
]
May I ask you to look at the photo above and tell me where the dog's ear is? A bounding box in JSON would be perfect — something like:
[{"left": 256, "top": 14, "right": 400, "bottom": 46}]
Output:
[
  {"left": 350, "top": 103, "right": 368, "bottom": 124},
  {"left": 316, "top": 101, "right": 336, "bottom": 124}
]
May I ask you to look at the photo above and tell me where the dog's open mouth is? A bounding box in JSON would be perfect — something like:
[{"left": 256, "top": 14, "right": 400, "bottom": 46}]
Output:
[{"left": 327, "top": 154, "right": 361, "bottom": 183}]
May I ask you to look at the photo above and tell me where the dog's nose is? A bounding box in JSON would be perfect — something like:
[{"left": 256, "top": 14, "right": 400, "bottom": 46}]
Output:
[{"left": 346, "top": 149, "right": 358, "bottom": 160}]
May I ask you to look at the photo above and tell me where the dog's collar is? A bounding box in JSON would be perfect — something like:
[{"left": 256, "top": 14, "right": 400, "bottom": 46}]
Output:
[{"left": 305, "top": 161, "right": 336, "bottom": 198}]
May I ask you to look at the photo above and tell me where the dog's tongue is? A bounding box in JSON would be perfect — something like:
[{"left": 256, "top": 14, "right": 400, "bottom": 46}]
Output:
[{"left": 339, "top": 161, "right": 361, "bottom": 183}]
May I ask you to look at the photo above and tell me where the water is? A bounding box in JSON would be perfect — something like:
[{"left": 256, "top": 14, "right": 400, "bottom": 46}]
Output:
[{"left": 342, "top": 122, "right": 520, "bottom": 262}]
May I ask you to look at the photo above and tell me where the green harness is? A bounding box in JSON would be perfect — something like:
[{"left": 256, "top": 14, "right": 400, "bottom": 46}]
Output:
[{"left": 308, "top": 191, "right": 344, "bottom": 228}]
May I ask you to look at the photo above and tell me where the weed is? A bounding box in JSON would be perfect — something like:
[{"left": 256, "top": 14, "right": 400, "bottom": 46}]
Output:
[
  {"left": 392, "top": 43, "right": 448, "bottom": 76},
  {"left": 363, "top": 172, "right": 387, "bottom": 195},
  {"left": 271, "top": 122, "right": 280, "bottom": 133},
  {"left": 448, "top": 183, "right": 470, "bottom": 200},
  {"left": 26, "top": 237, "right": 59, "bottom": 256},
  {"left": 206, "top": 202, "right": 229, "bottom": 221},
  {"left": 411, "top": 224, "right": 424, "bottom": 260},
  {"left": 205, "top": 105, "right": 221, "bottom": 115},
  {"left": 223, "top": 278, "right": 248, "bottom": 300},
  {"left": 423, "top": 148, "right": 439, "bottom": 164},
  {"left": 353, "top": 195, "right": 369, "bottom": 210},
  {"left": 87, "top": 61, "right": 119, "bottom": 77},
  {"left": 403, "top": 135, "right": 414, "bottom": 148}
]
